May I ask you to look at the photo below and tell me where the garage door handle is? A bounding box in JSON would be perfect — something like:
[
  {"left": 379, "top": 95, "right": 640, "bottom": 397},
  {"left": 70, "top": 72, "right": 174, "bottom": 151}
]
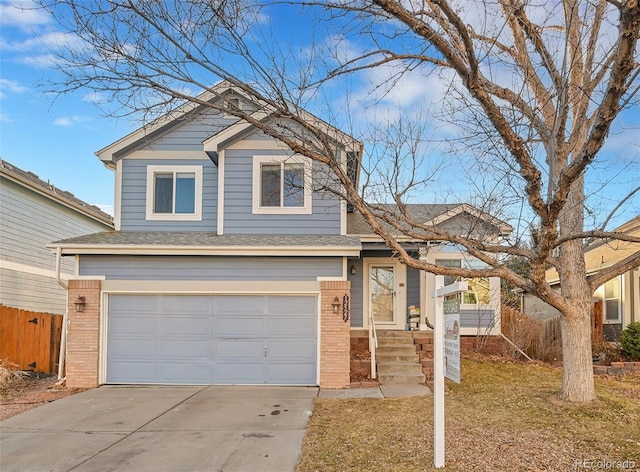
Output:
[{"left": 264, "top": 346, "right": 268, "bottom": 357}]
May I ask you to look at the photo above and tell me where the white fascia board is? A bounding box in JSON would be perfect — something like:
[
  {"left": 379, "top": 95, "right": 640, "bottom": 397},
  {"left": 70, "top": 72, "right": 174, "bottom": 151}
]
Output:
[
  {"left": 353, "top": 234, "right": 421, "bottom": 243},
  {"left": 50, "top": 245, "right": 362, "bottom": 257}
]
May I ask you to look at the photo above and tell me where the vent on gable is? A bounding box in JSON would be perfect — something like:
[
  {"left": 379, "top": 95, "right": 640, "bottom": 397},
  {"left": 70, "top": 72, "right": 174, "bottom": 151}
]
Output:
[{"left": 224, "top": 97, "right": 242, "bottom": 118}]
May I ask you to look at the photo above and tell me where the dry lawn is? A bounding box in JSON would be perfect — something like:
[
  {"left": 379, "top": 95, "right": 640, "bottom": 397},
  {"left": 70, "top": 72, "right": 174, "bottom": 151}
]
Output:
[
  {"left": 297, "top": 355, "right": 640, "bottom": 471},
  {"left": 0, "top": 361, "right": 84, "bottom": 421}
]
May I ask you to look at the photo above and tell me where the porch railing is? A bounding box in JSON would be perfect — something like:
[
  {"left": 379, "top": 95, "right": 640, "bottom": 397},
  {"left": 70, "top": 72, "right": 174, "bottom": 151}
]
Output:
[{"left": 368, "top": 310, "right": 379, "bottom": 379}]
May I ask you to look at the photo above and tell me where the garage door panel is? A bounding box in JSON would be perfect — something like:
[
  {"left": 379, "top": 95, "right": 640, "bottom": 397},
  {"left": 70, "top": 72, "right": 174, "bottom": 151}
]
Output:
[
  {"left": 107, "top": 294, "right": 317, "bottom": 385},
  {"left": 267, "top": 317, "right": 315, "bottom": 336},
  {"left": 160, "top": 295, "right": 210, "bottom": 313},
  {"left": 267, "top": 340, "right": 315, "bottom": 359},
  {"left": 215, "top": 362, "right": 264, "bottom": 383},
  {"left": 160, "top": 339, "right": 209, "bottom": 357},
  {"left": 267, "top": 295, "right": 316, "bottom": 313},
  {"left": 216, "top": 317, "right": 264, "bottom": 336},
  {"left": 161, "top": 362, "right": 210, "bottom": 382},
  {"left": 215, "top": 339, "right": 264, "bottom": 358},
  {"left": 109, "top": 295, "right": 158, "bottom": 312},
  {"left": 110, "top": 316, "right": 158, "bottom": 335},
  {"left": 109, "top": 339, "right": 157, "bottom": 357},
  {"left": 161, "top": 316, "right": 211, "bottom": 336},
  {"left": 109, "top": 360, "right": 159, "bottom": 381},
  {"left": 267, "top": 363, "right": 315, "bottom": 383},
  {"left": 214, "top": 296, "right": 265, "bottom": 314}
]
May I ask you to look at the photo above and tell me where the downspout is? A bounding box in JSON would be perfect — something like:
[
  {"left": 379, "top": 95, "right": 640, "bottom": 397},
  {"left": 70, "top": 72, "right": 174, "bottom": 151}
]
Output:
[{"left": 54, "top": 247, "right": 68, "bottom": 381}]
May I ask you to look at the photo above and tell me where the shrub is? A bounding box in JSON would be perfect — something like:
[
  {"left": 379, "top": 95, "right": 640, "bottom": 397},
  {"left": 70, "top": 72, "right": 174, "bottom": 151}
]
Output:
[{"left": 620, "top": 322, "right": 640, "bottom": 360}]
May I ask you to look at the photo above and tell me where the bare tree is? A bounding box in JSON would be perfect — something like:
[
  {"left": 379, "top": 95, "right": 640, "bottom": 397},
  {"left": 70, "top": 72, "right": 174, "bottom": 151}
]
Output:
[{"left": 37, "top": 0, "right": 640, "bottom": 402}]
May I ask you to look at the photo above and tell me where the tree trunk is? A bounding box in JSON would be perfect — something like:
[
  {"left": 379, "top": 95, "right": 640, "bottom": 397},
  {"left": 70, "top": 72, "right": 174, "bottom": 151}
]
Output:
[{"left": 559, "top": 302, "right": 596, "bottom": 402}]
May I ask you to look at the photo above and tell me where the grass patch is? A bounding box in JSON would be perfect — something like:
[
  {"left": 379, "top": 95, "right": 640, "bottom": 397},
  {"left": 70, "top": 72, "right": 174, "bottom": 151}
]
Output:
[{"left": 297, "top": 357, "right": 640, "bottom": 471}]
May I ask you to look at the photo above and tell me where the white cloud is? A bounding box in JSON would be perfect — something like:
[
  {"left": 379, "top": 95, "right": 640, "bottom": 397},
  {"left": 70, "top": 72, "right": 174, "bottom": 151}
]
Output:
[
  {"left": 53, "top": 115, "right": 92, "bottom": 127},
  {"left": 83, "top": 92, "right": 108, "bottom": 105},
  {"left": 17, "top": 53, "right": 57, "bottom": 68},
  {"left": 0, "top": 112, "right": 13, "bottom": 122},
  {"left": 0, "top": 0, "right": 50, "bottom": 29},
  {"left": 0, "top": 78, "right": 28, "bottom": 98},
  {"left": 53, "top": 116, "right": 72, "bottom": 126}
]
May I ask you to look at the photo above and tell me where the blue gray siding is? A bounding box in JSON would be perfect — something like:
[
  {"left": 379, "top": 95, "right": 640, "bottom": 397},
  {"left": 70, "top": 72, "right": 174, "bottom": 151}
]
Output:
[
  {"left": 0, "top": 268, "right": 67, "bottom": 314},
  {"left": 223, "top": 150, "right": 341, "bottom": 235},
  {"left": 460, "top": 309, "right": 495, "bottom": 329},
  {"left": 79, "top": 255, "right": 343, "bottom": 281},
  {"left": 119, "top": 159, "right": 218, "bottom": 231},
  {"left": 0, "top": 176, "right": 112, "bottom": 313},
  {"left": 140, "top": 110, "right": 234, "bottom": 151}
]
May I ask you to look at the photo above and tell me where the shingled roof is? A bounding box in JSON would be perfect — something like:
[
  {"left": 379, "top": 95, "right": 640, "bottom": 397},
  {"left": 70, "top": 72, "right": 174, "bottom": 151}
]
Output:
[
  {"left": 49, "top": 232, "right": 361, "bottom": 256},
  {"left": 0, "top": 158, "right": 114, "bottom": 226}
]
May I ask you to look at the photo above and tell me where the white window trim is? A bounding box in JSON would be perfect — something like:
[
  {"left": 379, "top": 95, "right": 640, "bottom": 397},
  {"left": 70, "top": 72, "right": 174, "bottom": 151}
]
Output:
[
  {"left": 599, "top": 276, "right": 623, "bottom": 325},
  {"left": 145, "top": 165, "right": 203, "bottom": 221},
  {"left": 252, "top": 155, "right": 312, "bottom": 215}
]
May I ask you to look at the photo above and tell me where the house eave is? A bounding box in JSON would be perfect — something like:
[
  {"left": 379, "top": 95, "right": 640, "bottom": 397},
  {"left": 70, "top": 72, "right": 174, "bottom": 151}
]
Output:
[{"left": 48, "top": 244, "right": 362, "bottom": 257}]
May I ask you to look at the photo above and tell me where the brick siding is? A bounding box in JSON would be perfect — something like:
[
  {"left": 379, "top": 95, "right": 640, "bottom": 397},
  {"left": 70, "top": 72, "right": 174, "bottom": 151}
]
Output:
[
  {"left": 320, "top": 281, "right": 351, "bottom": 388},
  {"left": 66, "top": 279, "right": 101, "bottom": 388}
]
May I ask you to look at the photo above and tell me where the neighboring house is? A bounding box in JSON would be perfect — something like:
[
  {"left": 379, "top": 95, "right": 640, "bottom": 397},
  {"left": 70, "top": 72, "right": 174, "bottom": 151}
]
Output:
[
  {"left": 49, "top": 80, "right": 510, "bottom": 389},
  {"left": 0, "top": 159, "right": 113, "bottom": 314},
  {"left": 523, "top": 215, "right": 640, "bottom": 340}
]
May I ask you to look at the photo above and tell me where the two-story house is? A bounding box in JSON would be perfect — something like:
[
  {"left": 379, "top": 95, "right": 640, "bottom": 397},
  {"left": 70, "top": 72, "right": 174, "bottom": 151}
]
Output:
[{"left": 50, "top": 80, "right": 510, "bottom": 389}]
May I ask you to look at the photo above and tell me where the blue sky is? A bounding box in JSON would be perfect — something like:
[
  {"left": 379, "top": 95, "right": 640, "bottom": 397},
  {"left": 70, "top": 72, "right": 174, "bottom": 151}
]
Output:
[
  {"left": 1, "top": 0, "right": 638, "bottom": 229},
  {"left": 1, "top": 0, "right": 129, "bottom": 214}
]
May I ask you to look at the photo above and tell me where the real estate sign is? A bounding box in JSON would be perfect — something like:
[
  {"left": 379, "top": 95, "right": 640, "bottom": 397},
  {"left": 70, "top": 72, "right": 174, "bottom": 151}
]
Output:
[{"left": 443, "top": 296, "right": 461, "bottom": 384}]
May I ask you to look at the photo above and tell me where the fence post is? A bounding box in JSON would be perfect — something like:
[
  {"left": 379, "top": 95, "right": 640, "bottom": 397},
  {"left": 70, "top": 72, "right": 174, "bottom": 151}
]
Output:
[{"left": 592, "top": 301, "right": 603, "bottom": 344}]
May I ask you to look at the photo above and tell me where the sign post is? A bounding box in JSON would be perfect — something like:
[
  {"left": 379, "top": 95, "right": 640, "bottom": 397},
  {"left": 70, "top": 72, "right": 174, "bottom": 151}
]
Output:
[{"left": 433, "top": 275, "right": 467, "bottom": 468}]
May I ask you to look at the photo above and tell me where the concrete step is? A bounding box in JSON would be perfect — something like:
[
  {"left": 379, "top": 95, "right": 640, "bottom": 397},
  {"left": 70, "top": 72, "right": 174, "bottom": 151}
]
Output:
[
  {"left": 377, "top": 336, "right": 416, "bottom": 345},
  {"left": 375, "top": 345, "right": 417, "bottom": 356},
  {"left": 377, "top": 362, "right": 425, "bottom": 375},
  {"left": 377, "top": 353, "right": 419, "bottom": 363},
  {"left": 376, "top": 330, "right": 414, "bottom": 338},
  {"left": 378, "top": 372, "right": 426, "bottom": 384}
]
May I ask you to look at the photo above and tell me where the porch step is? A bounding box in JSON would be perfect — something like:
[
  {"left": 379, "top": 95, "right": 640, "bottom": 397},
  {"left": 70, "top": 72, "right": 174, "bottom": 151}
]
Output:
[
  {"left": 375, "top": 330, "right": 425, "bottom": 385},
  {"left": 377, "top": 373, "right": 428, "bottom": 384},
  {"left": 377, "top": 362, "right": 425, "bottom": 374}
]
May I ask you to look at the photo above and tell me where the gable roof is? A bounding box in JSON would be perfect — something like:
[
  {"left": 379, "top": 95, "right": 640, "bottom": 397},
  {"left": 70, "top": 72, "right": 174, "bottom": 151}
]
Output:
[
  {"left": 347, "top": 203, "right": 513, "bottom": 240},
  {"left": 96, "top": 80, "right": 363, "bottom": 182},
  {"left": 0, "top": 158, "right": 114, "bottom": 227}
]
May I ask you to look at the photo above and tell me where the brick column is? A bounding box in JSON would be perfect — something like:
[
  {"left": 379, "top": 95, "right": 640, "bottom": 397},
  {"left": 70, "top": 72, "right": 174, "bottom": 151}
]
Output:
[
  {"left": 66, "top": 279, "right": 101, "bottom": 388},
  {"left": 320, "top": 281, "right": 351, "bottom": 389}
]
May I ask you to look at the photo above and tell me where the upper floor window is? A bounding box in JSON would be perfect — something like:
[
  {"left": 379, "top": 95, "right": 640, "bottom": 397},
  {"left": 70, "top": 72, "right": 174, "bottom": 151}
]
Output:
[
  {"left": 252, "top": 156, "right": 312, "bottom": 214},
  {"left": 145, "top": 165, "right": 203, "bottom": 221}
]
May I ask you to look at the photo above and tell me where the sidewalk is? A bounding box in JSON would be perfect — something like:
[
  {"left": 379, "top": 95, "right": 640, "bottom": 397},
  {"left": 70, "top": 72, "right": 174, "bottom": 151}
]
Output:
[{"left": 318, "top": 384, "right": 431, "bottom": 399}]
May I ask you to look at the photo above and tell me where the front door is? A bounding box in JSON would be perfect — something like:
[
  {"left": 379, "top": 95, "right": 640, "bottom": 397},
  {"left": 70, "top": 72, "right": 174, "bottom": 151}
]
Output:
[{"left": 370, "top": 265, "right": 395, "bottom": 324}]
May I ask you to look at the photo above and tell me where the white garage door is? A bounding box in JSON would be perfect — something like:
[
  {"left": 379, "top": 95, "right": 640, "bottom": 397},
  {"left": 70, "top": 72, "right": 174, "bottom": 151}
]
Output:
[{"left": 106, "top": 294, "right": 317, "bottom": 385}]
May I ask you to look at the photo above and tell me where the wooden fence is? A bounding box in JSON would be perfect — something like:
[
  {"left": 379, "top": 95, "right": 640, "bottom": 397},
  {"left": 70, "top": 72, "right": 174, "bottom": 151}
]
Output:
[
  {"left": 501, "top": 305, "right": 562, "bottom": 361},
  {"left": 0, "top": 305, "right": 63, "bottom": 374},
  {"left": 501, "top": 302, "right": 604, "bottom": 361}
]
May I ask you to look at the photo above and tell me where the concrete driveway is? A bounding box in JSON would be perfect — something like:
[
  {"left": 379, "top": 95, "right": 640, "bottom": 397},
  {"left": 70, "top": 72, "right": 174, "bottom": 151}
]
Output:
[{"left": 0, "top": 385, "right": 318, "bottom": 472}]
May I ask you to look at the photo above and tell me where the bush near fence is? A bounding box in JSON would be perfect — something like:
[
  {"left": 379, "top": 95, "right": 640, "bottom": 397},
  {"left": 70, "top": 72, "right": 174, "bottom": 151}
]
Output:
[{"left": 501, "top": 305, "right": 563, "bottom": 362}]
